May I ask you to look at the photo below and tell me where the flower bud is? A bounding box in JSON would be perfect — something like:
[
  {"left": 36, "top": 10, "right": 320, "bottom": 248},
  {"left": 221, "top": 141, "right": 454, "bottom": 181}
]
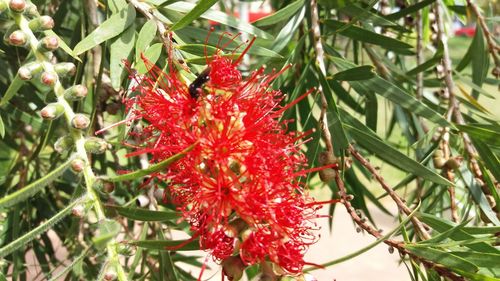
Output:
[
  {"left": 103, "top": 270, "right": 117, "bottom": 281},
  {"left": 18, "top": 62, "right": 42, "bottom": 80},
  {"left": 84, "top": 137, "right": 109, "bottom": 154},
  {"left": 41, "top": 71, "right": 58, "bottom": 86},
  {"left": 38, "top": 36, "right": 59, "bottom": 52},
  {"left": 70, "top": 158, "right": 86, "bottom": 173},
  {"left": 222, "top": 256, "right": 245, "bottom": 281},
  {"left": 8, "top": 30, "right": 27, "bottom": 46},
  {"left": 117, "top": 243, "right": 135, "bottom": 256},
  {"left": 101, "top": 181, "right": 115, "bottom": 193},
  {"left": 72, "top": 204, "right": 85, "bottom": 218},
  {"left": 54, "top": 135, "right": 74, "bottom": 153},
  {"left": 8, "top": 0, "right": 26, "bottom": 13},
  {"left": 54, "top": 62, "right": 76, "bottom": 77},
  {"left": 23, "top": 1, "right": 37, "bottom": 16},
  {"left": 40, "top": 103, "right": 64, "bottom": 120},
  {"left": 64, "top": 85, "right": 88, "bottom": 100},
  {"left": 71, "top": 114, "right": 90, "bottom": 129},
  {"left": 0, "top": 1, "right": 8, "bottom": 13},
  {"left": 28, "top": 15, "right": 54, "bottom": 31}
]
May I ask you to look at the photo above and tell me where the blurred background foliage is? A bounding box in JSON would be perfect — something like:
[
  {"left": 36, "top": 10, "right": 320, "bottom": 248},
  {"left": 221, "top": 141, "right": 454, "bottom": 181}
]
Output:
[{"left": 0, "top": 0, "right": 499, "bottom": 280}]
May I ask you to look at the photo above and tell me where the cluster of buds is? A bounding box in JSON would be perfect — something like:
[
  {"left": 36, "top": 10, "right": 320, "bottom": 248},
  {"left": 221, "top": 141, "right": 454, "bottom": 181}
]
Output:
[
  {"left": 127, "top": 32, "right": 325, "bottom": 278},
  {"left": 1, "top": 0, "right": 108, "bottom": 159}
]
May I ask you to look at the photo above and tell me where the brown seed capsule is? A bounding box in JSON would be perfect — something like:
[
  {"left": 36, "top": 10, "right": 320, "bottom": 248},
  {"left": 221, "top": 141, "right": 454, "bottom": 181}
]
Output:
[
  {"left": 445, "top": 157, "right": 461, "bottom": 170},
  {"left": 41, "top": 72, "right": 58, "bottom": 86},
  {"left": 8, "top": 0, "right": 26, "bottom": 13},
  {"left": 8, "top": 30, "right": 27, "bottom": 46},
  {"left": 319, "top": 168, "right": 336, "bottom": 183},
  {"left": 71, "top": 114, "right": 90, "bottom": 129}
]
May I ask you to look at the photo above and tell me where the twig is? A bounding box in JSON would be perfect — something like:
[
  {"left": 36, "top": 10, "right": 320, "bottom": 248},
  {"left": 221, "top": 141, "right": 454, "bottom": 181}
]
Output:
[
  {"left": 334, "top": 174, "right": 465, "bottom": 281},
  {"left": 348, "top": 145, "right": 432, "bottom": 240},
  {"left": 310, "top": 0, "right": 335, "bottom": 157},
  {"left": 434, "top": 2, "right": 489, "bottom": 191},
  {"left": 466, "top": 0, "right": 500, "bottom": 70}
]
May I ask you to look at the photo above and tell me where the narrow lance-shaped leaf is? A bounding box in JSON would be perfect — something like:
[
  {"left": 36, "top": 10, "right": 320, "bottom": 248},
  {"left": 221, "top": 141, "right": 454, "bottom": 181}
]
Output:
[
  {"left": 0, "top": 154, "right": 76, "bottom": 209},
  {"left": 73, "top": 4, "right": 136, "bottom": 55},
  {"left": 329, "top": 56, "right": 450, "bottom": 127},
  {"left": 404, "top": 245, "right": 479, "bottom": 273},
  {"left": 253, "top": 0, "right": 305, "bottom": 27},
  {"left": 104, "top": 143, "right": 196, "bottom": 182},
  {"left": 330, "top": 65, "right": 375, "bottom": 81},
  {"left": 170, "top": 0, "right": 219, "bottom": 31},
  {"left": 345, "top": 125, "right": 451, "bottom": 186},
  {"left": 106, "top": 204, "right": 180, "bottom": 221},
  {"left": 0, "top": 198, "right": 84, "bottom": 258},
  {"left": 130, "top": 239, "right": 200, "bottom": 251},
  {"left": 110, "top": 24, "right": 136, "bottom": 91}
]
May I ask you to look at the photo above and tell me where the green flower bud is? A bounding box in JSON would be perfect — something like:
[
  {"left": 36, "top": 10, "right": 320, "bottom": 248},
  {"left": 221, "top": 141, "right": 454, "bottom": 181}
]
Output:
[
  {"left": 117, "top": 243, "right": 135, "bottom": 256},
  {"left": 71, "top": 114, "right": 90, "bottom": 129},
  {"left": 64, "top": 85, "right": 88, "bottom": 100},
  {"left": 40, "top": 103, "right": 64, "bottom": 120},
  {"left": 70, "top": 158, "right": 86, "bottom": 173},
  {"left": 38, "top": 36, "right": 59, "bottom": 52},
  {"left": 84, "top": 137, "right": 108, "bottom": 154},
  {"left": 41, "top": 71, "right": 58, "bottom": 86},
  {"left": 54, "top": 62, "right": 76, "bottom": 77},
  {"left": 0, "top": 1, "right": 8, "bottom": 13},
  {"left": 54, "top": 135, "right": 74, "bottom": 153},
  {"left": 28, "top": 16, "right": 55, "bottom": 31},
  {"left": 23, "top": 1, "right": 37, "bottom": 16},
  {"left": 71, "top": 204, "right": 85, "bottom": 218},
  {"left": 18, "top": 62, "right": 43, "bottom": 80},
  {"left": 8, "top": 30, "right": 27, "bottom": 46},
  {"left": 8, "top": 0, "right": 25, "bottom": 13}
]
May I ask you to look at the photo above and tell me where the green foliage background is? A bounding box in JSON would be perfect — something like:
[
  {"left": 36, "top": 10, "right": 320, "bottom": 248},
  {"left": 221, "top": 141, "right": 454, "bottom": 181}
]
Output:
[{"left": 0, "top": 0, "right": 499, "bottom": 280}]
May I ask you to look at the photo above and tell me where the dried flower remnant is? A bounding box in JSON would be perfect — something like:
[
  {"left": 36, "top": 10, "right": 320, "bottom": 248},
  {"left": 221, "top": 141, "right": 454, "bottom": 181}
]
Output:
[{"left": 126, "top": 32, "right": 327, "bottom": 276}]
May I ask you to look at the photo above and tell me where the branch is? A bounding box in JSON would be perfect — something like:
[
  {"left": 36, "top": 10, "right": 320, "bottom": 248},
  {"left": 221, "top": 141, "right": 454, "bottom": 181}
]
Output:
[
  {"left": 466, "top": 0, "right": 500, "bottom": 71},
  {"left": 348, "top": 145, "right": 432, "bottom": 240},
  {"left": 310, "top": 0, "right": 335, "bottom": 157}
]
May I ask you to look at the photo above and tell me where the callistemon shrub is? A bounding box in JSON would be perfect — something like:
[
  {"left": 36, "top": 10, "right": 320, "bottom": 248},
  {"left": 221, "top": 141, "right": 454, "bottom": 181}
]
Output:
[{"left": 126, "top": 37, "right": 323, "bottom": 277}]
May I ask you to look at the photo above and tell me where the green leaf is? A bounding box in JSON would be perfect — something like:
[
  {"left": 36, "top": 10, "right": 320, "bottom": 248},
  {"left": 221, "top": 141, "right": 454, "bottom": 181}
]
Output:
[
  {"left": 104, "top": 143, "right": 196, "bottom": 182},
  {"left": 170, "top": 0, "right": 218, "bottom": 31},
  {"left": 165, "top": 2, "right": 273, "bottom": 39},
  {"left": 253, "top": 0, "right": 304, "bottom": 27},
  {"left": 452, "top": 269, "right": 500, "bottom": 281},
  {"left": 451, "top": 251, "right": 500, "bottom": 269},
  {"left": 329, "top": 56, "right": 450, "bottom": 127},
  {"left": 385, "top": 0, "right": 435, "bottom": 20},
  {"left": 315, "top": 66, "right": 349, "bottom": 150},
  {"left": 470, "top": 25, "right": 489, "bottom": 98},
  {"left": 73, "top": 4, "right": 136, "bottom": 55},
  {"left": 331, "top": 65, "right": 375, "bottom": 81},
  {"left": 92, "top": 220, "right": 121, "bottom": 249},
  {"left": 457, "top": 125, "right": 500, "bottom": 147},
  {"left": 0, "top": 155, "right": 76, "bottom": 209},
  {"left": 0, "top": 115, "right": 4, "bottom": 138},
  {"left": 405, "top": 245, "right": 479, "bottom": 273},
  {"left": 130, "top": 239, "right": 200, "bottom": 251},
  {"left": 110, "top": 24, "right": 136, "bottom": 91},
  {"left": 472, "top": 139, "right": 500, "bottom": 182},
  {"left": 345, "top": 125, "right": 451, "bottom": 186},
  {"left": 270, "top": 6, "right": 305, "bottom": 53},
  {"left": 135, "top": 43, "right": 163, "bottom": 74},
  {"left": 0, "top": 199, "right": 83, "bottom": 258},
  {"left": 462, "top": 225, "right": 500, "bottom": 235},
  {"left": 106, "top": 205, "right": 179, "bottom": 221},
  {"left": 419, "top": 214, "right": 500, "bottom": 254},
  {"left": 324, "top": 20, "right": 413, "bottom": 53},
  {"left": 44, "top": 30, "right": 81, "bottom": 62},
  {"left": 0, "top": 74, "right": 24, "bottom": 108},
  {"left": 136, "top": 20, "right": 158, "bottom": 59}
]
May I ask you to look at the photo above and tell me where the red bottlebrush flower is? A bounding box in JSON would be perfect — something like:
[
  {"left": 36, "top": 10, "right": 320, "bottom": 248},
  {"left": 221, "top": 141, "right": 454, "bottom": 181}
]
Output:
[{"left": 126, "top": 32, "right": 323, "bottom": 275}]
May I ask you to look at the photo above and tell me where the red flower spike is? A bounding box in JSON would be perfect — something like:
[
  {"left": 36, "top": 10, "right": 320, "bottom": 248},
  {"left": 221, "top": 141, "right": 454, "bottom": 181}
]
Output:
[{"left": 126, "top": 34, "right": 330, "bottom": 276}]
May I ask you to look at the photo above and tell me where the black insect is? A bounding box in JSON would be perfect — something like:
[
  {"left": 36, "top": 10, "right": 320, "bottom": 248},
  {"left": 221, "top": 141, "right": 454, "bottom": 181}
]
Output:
[{"left": 189, "top": 67, "right": 211, "bottom": 99}]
